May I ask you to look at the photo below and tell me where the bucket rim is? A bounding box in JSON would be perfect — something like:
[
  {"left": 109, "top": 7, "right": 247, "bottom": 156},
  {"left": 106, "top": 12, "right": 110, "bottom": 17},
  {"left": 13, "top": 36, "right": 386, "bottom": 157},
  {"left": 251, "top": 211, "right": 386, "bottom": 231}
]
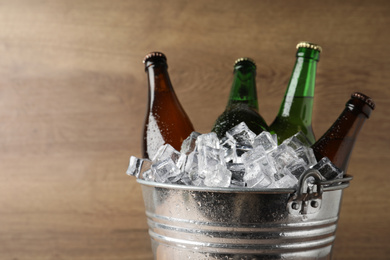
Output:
[
  {"left": 137, "top": 174, "right": 352, "bottom": 194},
  {"left": 137, "top": 178, "right": 295, "bottom": 193}
]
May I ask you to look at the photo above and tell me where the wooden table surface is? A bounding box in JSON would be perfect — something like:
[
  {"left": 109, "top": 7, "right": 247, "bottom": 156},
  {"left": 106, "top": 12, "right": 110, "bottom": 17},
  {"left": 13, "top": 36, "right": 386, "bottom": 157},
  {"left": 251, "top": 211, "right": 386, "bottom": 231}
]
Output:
[{"left": 0, "top": 0, "right": 389, "bottom": 259}]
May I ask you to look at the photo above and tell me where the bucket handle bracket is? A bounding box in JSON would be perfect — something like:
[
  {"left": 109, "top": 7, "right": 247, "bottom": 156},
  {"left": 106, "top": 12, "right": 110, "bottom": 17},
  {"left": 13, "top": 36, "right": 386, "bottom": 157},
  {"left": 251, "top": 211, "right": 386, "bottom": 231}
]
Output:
[{"left": 288, "top": 169, "right": 325, "bottom": 215}]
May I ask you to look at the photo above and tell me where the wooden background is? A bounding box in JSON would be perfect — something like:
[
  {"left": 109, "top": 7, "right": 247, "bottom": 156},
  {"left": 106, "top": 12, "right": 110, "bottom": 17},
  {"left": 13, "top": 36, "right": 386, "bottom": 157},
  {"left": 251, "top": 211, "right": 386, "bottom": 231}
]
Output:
[{"left": 0, "top": 0, "right": 389, "bottom": 259}]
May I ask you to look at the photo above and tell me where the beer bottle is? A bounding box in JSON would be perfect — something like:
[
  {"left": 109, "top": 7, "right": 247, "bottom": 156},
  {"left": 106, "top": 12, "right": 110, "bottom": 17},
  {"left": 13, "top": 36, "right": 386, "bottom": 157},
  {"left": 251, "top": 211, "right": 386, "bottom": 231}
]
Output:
[
  {"left": 142, "top": 52, "right": 195, "bottom": 159},
  {"left": 269, "top": 42, "right": 322, "bottom": 145},
  {"left": 211, "top": 58, "right": 269, "bottom": 139},
  {"left": 311, "top": 92, "right": 375, "bottom": 173}
]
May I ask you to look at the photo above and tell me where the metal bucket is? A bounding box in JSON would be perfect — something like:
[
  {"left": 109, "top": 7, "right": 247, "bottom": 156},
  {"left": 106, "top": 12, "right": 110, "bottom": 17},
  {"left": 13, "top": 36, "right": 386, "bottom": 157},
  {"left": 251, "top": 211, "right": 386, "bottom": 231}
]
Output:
[{"left": 138, "top": 169, "right": 352, "bottom": 260}]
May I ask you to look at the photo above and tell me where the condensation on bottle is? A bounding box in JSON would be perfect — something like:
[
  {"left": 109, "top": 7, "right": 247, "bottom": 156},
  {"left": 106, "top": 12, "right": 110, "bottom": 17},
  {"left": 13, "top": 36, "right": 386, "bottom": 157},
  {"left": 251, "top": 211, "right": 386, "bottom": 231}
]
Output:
[
  {"left": 142, "top": 52, "right": 195, "bottom": 159},
  {"left": 211, "top": 57, "right": 268, "bottom": 139},
  {"left": 269, "top": 42, "right": 322, "bottom": 145},
  {"left": 311, "top": 92, "right": 375, "bottom": 173}
]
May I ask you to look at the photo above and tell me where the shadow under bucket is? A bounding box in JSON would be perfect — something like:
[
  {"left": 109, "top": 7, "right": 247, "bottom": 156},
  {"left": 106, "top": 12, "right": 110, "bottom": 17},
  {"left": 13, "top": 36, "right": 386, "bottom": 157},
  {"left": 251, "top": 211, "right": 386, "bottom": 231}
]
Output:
[{"left": 138, "top": 169, "right": 352, "bottom": 260}]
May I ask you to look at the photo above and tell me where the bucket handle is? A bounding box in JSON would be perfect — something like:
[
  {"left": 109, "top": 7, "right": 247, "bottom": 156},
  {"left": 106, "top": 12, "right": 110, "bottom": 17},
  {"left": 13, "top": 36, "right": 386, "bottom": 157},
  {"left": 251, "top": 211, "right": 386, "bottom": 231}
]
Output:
[{"left": 288, "top": 169, "right": 325, "bottom": 215}]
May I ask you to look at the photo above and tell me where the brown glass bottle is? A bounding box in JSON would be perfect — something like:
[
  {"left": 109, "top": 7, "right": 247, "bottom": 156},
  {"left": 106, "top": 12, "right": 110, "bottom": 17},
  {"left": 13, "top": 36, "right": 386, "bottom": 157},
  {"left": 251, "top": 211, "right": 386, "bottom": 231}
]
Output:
[
  {"left": 311, "top": 92, "right": 375, "bottom": 173},
  {"left": 142, "top": 52, "right": 195, "bottom": 159}
]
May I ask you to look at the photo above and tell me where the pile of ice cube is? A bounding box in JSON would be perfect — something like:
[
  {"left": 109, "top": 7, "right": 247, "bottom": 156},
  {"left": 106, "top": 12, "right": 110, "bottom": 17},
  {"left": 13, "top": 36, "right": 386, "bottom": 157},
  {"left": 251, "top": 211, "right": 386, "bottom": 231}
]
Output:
[{"left": 127, "top": 122, "right": 343, "bottom": 189}]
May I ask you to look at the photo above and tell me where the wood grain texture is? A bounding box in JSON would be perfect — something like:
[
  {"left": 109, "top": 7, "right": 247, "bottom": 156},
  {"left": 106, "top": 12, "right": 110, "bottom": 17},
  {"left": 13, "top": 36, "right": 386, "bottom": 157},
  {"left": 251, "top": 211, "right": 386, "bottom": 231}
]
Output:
[{"left": 0, "top": 0, "right": 389, "bottom": 259}]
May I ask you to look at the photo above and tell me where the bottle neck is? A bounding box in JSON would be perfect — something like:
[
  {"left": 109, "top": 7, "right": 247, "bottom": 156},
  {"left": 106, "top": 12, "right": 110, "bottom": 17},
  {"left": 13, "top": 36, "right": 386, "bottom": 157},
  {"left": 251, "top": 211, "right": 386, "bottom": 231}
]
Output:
[
  {"left": 146, "top": 62, "right": 174, "bottom": 106},
  {"left": 328, "top": 105, "right": 368, "bottom": 140},
  {"left": 277, "top": 48, "right": 319, "bottom": 122},
  {"left": 226, "top": 66, "right": 259, "bottom": 111}
]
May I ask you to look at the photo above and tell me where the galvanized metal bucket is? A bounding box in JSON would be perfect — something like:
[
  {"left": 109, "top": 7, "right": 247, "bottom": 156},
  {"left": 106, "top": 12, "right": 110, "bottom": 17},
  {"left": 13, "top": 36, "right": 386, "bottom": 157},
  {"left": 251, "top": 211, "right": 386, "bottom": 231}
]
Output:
[{"left": 138, "top": 169, "right": 352, "bottom": 260}]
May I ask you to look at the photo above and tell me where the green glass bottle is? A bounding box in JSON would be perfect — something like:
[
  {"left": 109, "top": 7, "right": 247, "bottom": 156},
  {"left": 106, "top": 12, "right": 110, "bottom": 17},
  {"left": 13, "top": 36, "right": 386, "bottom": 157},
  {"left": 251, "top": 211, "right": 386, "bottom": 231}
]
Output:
[
  {"left": 211, "top": 58, "right": 269, "bottom": 139},
  {"left": 269, "top": 42, "right": 322, "bottom": 145}
]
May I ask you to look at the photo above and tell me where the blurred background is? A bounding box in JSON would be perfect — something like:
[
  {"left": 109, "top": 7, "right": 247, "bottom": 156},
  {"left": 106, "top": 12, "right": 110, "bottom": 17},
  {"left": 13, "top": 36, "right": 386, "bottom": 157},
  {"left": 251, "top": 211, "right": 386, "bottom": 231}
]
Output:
[{"left": 0, "top": 0, "right": 389, "bottom": 259}]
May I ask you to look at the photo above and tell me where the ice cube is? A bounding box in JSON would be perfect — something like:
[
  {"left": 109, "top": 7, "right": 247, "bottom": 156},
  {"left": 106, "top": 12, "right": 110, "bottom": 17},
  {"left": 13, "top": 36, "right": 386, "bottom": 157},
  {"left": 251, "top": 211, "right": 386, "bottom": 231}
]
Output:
[
  {"left": 241, "top": 145, "right": 267, "bottom": 169},
  {"left": 227, "top": 163, "right": 245, "bottom": 182},
  {"left": 152, "top": 144, "right": 182, "bottom": 164},
  {"left": 181, "top": 131, "right": 201, "bottom": 155},
  {"left": 196, "top": 132, "right": 220, "bottom": 150},
  {"left": 243, "top": 155, "right": 275, "bottom": 188},
  {"left": 190, "top": 175, "right": 204, "bottom": 186},
  {"left": 197, "top": 144, "right": 232, "bottom": 187},
  {"left": 253, "top": 131, "right": 278, "bottom": 152},
  {"left": 175, "top": 174, "right": 192, "bottom": 185},
  {"left": 245, "top": 170, "right": 273, "bottom": 188},
  {"left": 198, "top": 146, "right": 225, "bottom": 171},
  {"left": 183, "top": 151, "right": 199, "bottom": 180},
  {"left": 126, "top": 156, "right": 143, "bottom": 177},
  {"left": 284, "top": 159, "right": 308, "bottom": 179},
  {"left": 167, "top": 171, "right": 186, "bottom": 184},
  {"left": 270, "top": 144, "right": 298, "bottom": 172},
  {"left": 151, "top": 158, "right": 183, "bottom": 183},
  {"left": 273, "top": 170, "right": 298, "bottom": 188},
  {"left": 126, "top": 156, "right": 152, "bottom": 178},
  {"left": 183, "top": 151, "right": 204, "bottom": 186},
  {"left": 235, "top": 145, "right": 253, "bottom": 161},
  {"left": 142, "top": 169, "right": 155, "bottom": 182},
  {"left": 259, "top": 155, "right": 278, "bottom": 178},
  {"left": 176, "top": 153, "right": 188, "bottom": 170},
  {"left": 311, "top": 157, "right": 344, "bottom": 180},
  {"left": 226, "top": 122, "right": 256, "bottom": 148},
  {"left": 203, "top": 165, "right": 232, "bottom": 187},
  {"left": 295, "top": 146, "right": 317, "bottom": 167},
  {"left": 221, "top": 136, "right": 238, "bottom": 163}
]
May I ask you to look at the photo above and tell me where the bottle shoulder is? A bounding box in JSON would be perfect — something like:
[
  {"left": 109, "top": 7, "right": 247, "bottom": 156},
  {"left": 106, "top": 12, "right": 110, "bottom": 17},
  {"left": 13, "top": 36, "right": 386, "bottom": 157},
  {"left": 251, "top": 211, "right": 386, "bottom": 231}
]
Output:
[
  {"left": 270, "top": 115, "right": 310, "bottom": 127},
  {"left": 219, "top": 104, "right": 266, "bottom": 121},
  {"left": 212, "top": 105, "right": 268, "bottom": 138},
  {"left": 146, "top": 88, "right": 194, "bottom": 128},
  {"left": 269, "top": 117, "right": 315, "bottom": 144}
]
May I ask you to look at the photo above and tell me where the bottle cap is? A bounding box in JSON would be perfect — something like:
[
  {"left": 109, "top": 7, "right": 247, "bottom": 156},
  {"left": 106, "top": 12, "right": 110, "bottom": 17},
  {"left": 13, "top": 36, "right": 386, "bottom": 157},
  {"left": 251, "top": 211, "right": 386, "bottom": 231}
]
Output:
[
  {"left": 143, "top": 52, "right": 167, "bottom": 64},
  {"left": 296, "top": 42, "right": 322, "bottom": 53},
  {"left": 351, "top": 92, "right": 376, "bottom": 110},
  {"left": 234, "top": 57, "right": 256, "bottom": 67}
]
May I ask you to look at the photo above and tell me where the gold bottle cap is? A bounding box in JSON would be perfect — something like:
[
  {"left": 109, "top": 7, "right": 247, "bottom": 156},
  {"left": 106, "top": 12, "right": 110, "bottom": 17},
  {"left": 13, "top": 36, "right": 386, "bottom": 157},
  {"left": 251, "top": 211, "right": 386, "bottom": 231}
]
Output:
[
  {"left": 143, "top": 52, "right": 167, "bottom": 63},
  {"left": 234, "top": 57, "right": 256, "bottom": 67},
  {"left": 296, "top": 42, "right": 322, "bottom": 53},
  {"left": 351, "top": 92, "right": 376, "bottom": 110}
]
